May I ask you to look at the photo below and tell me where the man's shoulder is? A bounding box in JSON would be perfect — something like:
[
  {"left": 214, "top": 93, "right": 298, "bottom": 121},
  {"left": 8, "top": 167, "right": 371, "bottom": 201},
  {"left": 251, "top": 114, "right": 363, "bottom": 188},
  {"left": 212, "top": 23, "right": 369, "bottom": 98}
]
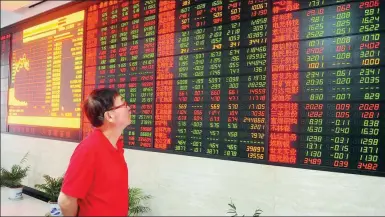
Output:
[{"left": 74, "top": 130, "right": 102, "bottom": 153}]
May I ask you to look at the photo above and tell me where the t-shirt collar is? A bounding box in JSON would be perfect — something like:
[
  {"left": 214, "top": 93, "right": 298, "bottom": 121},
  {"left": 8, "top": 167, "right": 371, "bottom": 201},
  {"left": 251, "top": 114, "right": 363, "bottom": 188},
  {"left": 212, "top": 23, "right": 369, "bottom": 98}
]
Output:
[{"left": 94, "top": 128, "right": 123, "bottom": 153}]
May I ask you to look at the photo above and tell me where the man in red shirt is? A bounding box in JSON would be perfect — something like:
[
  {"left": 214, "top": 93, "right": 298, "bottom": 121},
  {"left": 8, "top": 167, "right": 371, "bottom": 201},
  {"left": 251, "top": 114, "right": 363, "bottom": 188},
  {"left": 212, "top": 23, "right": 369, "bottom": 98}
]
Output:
[{"left": 58, "top": 88, "right": 131, "bottom": 216}]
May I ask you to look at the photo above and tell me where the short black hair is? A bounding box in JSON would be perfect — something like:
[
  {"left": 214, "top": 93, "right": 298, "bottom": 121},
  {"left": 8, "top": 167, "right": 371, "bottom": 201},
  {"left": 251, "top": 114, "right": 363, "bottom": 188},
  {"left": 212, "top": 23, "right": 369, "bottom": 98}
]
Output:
[{"left": 83, "top": 88, "right": 120, "bottom": 127}]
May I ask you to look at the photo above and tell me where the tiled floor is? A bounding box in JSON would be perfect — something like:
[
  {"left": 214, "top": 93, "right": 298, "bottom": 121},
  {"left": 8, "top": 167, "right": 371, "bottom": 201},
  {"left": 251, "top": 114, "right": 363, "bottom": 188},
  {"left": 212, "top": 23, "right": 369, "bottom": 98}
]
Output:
[{"left": 1, "top": 187, "right": 48, "bottom": 216}]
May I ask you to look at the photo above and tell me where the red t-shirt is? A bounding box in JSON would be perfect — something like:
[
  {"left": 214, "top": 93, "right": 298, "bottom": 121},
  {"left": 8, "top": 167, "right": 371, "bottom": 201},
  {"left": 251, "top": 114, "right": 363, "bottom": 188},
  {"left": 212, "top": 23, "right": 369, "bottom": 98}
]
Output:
[{"left": 61, "top": 129, "right": 128, "bottom": 216}]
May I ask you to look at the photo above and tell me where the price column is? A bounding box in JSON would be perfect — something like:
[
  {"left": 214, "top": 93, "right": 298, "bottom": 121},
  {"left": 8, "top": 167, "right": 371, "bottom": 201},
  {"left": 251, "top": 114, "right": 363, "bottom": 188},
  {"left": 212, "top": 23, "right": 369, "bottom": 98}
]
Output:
[
  {"left": 173, "top": 14, "right": 190, "bottom": 152},
  {"left": 300, "top": 36, "right": 326, "bottom": 165},
  {"left": 70, "top": 26, "right": 84, "bottom": 117},
  {"left": 117, "top": 0, "right": 129, "bottom": 83},
  {"left": 97, "top": 2, "right": 109, "bottom": 85},
  {"left": 45, "top": 40, "right": 53, "bottom": 107},
  {"left": 51, "top": 41, "right": 62, "bottom": 117},
  {"left": 125, "top": 8, "right": 140, "bottom": 146},
  {"left": 298, "top": 3, "right": 326, "bottom": 166},
  {"left": 137, "top": 4, "right": 156, "bottom": 148},
  {"left": 219, "top": 0, "right": 241, "bottom": 157},
  {"left": 206, "top": 57, "right": 222, "bottom": 156},
  {"left": 355, "top": 0, "right": 384, "bottom": 172},
  {"left": 107, "top": 23, "right": 118, "bottom": 85},
  {"left": 299, "top": 0, "right": 322, "bottom": 164},
  {"left": 174, "top": 0, "right": 191, "bottom": 151},
  {"left": 206, "top": 8, "right": 223, "bottom": 155},
  {"left": 238, "top": 0, "right": 269, "bottom": 161},
  {"left": 117, "top": 20, "right": 128, "bottom": 83},
  {"left": 205, "top": 0, "right": 225, "bottom": 157}
]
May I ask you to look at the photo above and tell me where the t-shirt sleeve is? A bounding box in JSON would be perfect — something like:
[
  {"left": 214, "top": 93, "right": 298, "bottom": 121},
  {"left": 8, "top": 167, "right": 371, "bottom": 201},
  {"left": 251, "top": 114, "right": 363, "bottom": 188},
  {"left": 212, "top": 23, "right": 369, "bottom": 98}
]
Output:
[{"left": 61, "top": 144, "right": 95, "bottom": 199}]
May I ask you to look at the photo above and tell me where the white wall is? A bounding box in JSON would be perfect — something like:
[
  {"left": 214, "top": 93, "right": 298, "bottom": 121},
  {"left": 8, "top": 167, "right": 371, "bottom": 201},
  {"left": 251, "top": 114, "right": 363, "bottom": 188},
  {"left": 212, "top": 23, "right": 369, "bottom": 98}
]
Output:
[
  {"left": 0, "top": 65, "right": 9, "bottom": 132},
  {"left": 1, "top": 133, "right": 385, "bottom": 216},
  {"left": 1, "top": 40, "right": 10, "bottom": 132},
  {"left": 0, "top": 10, "right": 23, "bottom": 28}
]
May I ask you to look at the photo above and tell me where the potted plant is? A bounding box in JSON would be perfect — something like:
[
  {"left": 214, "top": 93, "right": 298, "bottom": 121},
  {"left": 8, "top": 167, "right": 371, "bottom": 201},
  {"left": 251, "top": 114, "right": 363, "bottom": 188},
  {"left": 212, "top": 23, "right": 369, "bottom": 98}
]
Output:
[
  {"left": 1, "top": 152, "right": 30, "bottom": 200},
  {"left": 128, "top": 187, "right": 152, "bottom": 216},
  {"left": 35, "top": 174, "right": 64, "bottom": 217},
  {"left": 227, "top": 198, "right": 263, "bottom": 217}
]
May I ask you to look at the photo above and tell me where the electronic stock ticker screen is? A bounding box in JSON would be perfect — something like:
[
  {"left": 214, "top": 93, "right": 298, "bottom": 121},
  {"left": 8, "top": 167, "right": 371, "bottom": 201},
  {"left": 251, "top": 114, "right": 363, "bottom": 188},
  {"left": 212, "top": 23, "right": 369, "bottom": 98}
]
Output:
[
  {"left": 7, "top": 11, "right": 85, "bottom": 140},
  {"left": 6, "top": 0, "right": 385, "bottom": 176}
]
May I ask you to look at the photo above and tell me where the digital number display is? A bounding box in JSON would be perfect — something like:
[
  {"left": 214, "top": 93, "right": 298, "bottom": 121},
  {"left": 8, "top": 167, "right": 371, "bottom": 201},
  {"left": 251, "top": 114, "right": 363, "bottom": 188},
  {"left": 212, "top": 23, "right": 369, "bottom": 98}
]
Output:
[
  {"left": 7, "top": 11, "right": 85, "bottom": 140},
  {"left": 4, "top": 0, "right": 385, "bottom": 176},
  {"left": 154, "top": 0, "right": 269, "bottom": 161},
  {"left": 82, "top": 0, "right": 384, "bottom": 176},
  {"left": 271, "top": 0, "right": 385, "bottom": 175},
  {"left": 83, "top": 0, "right": 157, "bottom": 148}
]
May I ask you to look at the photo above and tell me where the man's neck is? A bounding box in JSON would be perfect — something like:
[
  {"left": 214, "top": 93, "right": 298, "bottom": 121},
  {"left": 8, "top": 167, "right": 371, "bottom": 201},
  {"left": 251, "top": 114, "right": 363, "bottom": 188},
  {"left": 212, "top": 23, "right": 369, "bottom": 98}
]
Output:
[{"left": 98, "top": 127, "right": 121, "bottom": 149}]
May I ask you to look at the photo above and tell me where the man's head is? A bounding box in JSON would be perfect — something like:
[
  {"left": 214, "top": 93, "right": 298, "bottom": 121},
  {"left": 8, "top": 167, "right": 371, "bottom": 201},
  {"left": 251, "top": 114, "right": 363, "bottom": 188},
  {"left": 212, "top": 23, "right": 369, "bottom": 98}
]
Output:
[{"left": 83, "top": 88, "right": 131, "bottom": 131}]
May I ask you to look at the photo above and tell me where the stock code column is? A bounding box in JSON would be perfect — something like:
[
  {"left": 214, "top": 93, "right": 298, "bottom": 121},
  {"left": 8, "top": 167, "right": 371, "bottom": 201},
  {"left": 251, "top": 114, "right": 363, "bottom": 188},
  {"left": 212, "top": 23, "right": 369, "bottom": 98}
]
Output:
[
  {"left": 155, "top": 0, "right": 270, "bottom": 161},
  {"left": 83, "top": 0, "right": 157, "bottom": 148},
  {"left": 271, "top": 0, "right": 385, "bottom": 174}
]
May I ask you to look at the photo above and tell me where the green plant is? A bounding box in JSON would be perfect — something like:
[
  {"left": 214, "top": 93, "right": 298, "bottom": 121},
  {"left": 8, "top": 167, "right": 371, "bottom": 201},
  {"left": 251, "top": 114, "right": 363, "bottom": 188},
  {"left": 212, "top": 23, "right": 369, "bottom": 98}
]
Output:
[
  {"left": 227, "top": 198, "right": 262, "bottom": 217},
  {"left": 128, "top": 187, "right": 152, "bottom": 216},
  {"left": 35, "top": 175, "right": 64, "bottom": 203},
  {"left": 1, "top": 152, "right": 30, "bottom": 188}
]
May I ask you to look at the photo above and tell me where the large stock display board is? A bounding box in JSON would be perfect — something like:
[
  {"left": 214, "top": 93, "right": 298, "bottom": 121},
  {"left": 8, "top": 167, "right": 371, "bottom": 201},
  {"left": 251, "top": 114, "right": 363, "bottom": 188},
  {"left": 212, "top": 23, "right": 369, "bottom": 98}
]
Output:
[{"left": 4, "top": 0, "right": 385, "bottom": 176}]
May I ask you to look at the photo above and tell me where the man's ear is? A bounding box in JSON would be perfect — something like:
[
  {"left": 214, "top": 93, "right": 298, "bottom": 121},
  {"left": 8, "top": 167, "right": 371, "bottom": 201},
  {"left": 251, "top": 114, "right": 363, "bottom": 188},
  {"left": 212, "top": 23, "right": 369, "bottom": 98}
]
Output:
[{"left": 104, "top": 111, "right": 114, "bottom": 122}]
